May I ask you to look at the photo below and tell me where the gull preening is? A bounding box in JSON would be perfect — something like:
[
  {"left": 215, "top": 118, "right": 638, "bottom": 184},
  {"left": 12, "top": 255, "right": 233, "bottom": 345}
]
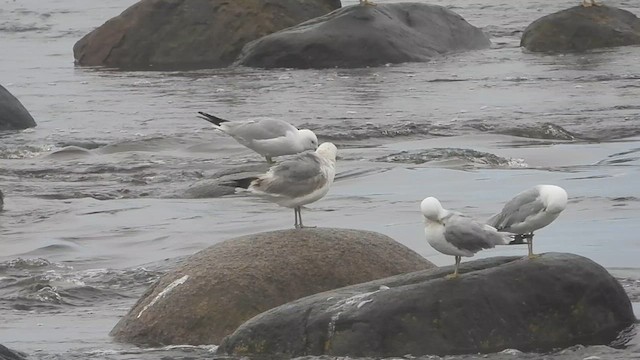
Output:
[
  {"left": 487, "top": 185, "right": 568, "bottom": 258},
  {"left": 231, "top": 142, "right": 337, "bottom": 229},
  {"left": 421, "top": 197, "right": 511, "bottom": 279},
  {"left": 197, "top": 112, "right": 318, "bottom": 163}
]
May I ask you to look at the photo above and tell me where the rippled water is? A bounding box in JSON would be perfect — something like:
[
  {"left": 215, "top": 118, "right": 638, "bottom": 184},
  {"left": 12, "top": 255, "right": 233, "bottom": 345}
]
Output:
[{"left": 0, "top": 0, "right": 639, "bottom": 359}]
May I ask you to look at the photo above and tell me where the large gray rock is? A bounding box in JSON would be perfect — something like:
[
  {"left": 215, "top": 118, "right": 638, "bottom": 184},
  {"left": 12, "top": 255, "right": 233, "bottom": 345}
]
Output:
[
  {"left": 521, "top": 5, "right": 640, "bottom": 52},
  {"left": 111, "top": 228, "right": 434, "bottom": 345},
  {"left": 0, "top": 85, "right": 36, "bottom": 131},
  {"left": 73, "top": 0, "right": 341, "bottom": 70},
  {"left": 219, "top": 253, "right": 636, "bottom": 357},
  {"left": 234, "top": 3, "right": 490, "bottom": 69}
]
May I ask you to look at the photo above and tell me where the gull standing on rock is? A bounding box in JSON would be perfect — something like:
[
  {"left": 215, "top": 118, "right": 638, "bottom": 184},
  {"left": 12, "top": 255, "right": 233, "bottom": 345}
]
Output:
[
  {"left": 421, "top": 197, "right": 511, "bottom": 279},
  {"left": 197, "top": 112, "right": 318, "bottom": 163},
  {"left": 230, "top": 142, "right": 337, "bottom": 229},
  {"left": 487, "top": 185, "right": 568, "bottom": 259}
]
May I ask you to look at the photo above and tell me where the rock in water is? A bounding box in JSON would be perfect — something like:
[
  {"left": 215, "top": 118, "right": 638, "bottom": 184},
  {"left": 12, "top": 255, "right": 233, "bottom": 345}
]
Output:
[
  {"left": 219, "top": 253, "right": 636, "bottom": 357},
  {"left": 521, "top": 5, "right": 640, "bottom": 52},
  {"left": 234, "top": 3, "right": 491, "bottom": 69},
  {"left": 0, "top": 85, "right": 37, "bottom": 131},
  {"left": 110, "top": 228, "right": 434, "bottom": 345},
  {"left": 73, "top": 0, "right": 340, "bottom": 70}
]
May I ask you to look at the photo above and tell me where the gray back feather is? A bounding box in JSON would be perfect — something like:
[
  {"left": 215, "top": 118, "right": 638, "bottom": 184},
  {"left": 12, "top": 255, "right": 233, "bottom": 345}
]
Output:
[
  {"left": 487, "top": 188, "right": 544, "bottom": 231},
  {"left": 252, "top": 152, "right": 327, "bottom": 198},
  {"left": 232, "top": 119, "right": 296, "bottom": 141},
  {"left": 444, "top": 213, "right": 504, "bottom": 253}
]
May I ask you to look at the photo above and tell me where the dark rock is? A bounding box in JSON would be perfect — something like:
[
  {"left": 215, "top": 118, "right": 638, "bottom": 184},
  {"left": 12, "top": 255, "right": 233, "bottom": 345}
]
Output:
[
  {"left": 0, "top": 344, "right": 26, "bottom": 360},
  {"left": 234, "top": 3, "right": 490, "bottom": 69},
  {"left": 0, "top": 85, "right": 37, "bottom": 131},
  {"left": 110, "top": 228, "right": 434, "bottom": 346},
  {"left": 521, "top": 5, "right": 640, "bottom": 52},
  {"left": 73, "top": 0, "right": 341, "bottom": 70},
  {"left": 219, "top": 253, "right": 636, "bottom": 357},
  {"left": 183, "top": 163, "right": 270, "bottom": 199}
]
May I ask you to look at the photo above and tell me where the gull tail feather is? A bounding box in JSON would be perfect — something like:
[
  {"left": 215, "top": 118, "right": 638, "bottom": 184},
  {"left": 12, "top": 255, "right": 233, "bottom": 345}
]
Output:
[{"left": 197, "top": 112, "right": 229, "bottom": 127}]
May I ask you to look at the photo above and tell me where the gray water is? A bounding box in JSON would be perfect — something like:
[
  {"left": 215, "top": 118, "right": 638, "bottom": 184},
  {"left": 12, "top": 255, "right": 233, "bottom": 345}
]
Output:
[{"left": 1, "top": 0, "right": 639, "bottom": 359}]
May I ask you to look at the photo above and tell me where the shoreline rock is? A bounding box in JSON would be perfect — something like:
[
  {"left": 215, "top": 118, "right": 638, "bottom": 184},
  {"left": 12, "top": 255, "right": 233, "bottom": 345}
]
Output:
[
  {"left": 0, "top": 85, "right": 37, "bottom": 131},
  {"left": 73, "top": 0, "right": 341, "bottom": 70},
  {"left": 219, "top": 253, "right": 636, "bottom": 357},
  {"left": 521, "top": 5, "right": 640, "bottom": 52},
  {"left": 235, "top": 2, "right": 491, "bottom": 69},
  {"left": 110, "top": 228, "right": 434, "bottom": 345}
]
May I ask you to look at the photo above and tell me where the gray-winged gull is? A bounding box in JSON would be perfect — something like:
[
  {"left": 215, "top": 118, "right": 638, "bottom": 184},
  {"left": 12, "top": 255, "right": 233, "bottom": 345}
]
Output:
[
  {"left": 487, "top": 185, "right": 568, "bottom": 259},
  {"left": 197, "top": 112, "right": 318, "bottom": 164},
  {"left": 420, "top": 197, "right": 511, "bottom": 279},
  {"left": 231, "top": 142, "right": 337, "bottom": 229}
]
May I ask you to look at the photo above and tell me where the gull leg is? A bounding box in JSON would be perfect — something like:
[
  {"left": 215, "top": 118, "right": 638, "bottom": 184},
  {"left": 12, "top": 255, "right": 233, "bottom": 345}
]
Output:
[
  {"left": 527, "top": 233, "right": 539, "bottom": 259},
  {"left": 445, "top": 256, "right": 461, "bottom": 279},
  {"left": 294, "top": 207, "right": 300, "bottom": 229},
  {"left": 297, "top": 207, "right": 316, "bottom": 229}
]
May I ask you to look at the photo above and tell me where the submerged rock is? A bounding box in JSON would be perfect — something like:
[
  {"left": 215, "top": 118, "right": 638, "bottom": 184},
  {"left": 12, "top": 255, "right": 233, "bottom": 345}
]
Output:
[
  {"left": 235, "top": 3, "right": 490, "bottom": 69},
  {"left": 73, "top": 0, "right": 340, "bottom": 70},
  {"left": 376, "top": 148, "right": 527, "bottom": 169},
  {"left": 110, "top": 228, "right": 434, "bottom": 345},
  {"left": 0, "top": 85, "right": 37, "bottom": 131},
  {"left": 521, "top": 5, "right": 640, "bottom": 52},
  {"left": 219, "top": 253, "right": 636, "bottom": 357}
]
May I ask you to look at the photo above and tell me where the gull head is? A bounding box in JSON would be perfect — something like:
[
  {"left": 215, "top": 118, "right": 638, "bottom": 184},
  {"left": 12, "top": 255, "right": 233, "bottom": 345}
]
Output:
[
  {"left": 316, "top": 142, "right": 338, "bottom": 162},
  {"left": 538, "top": 185, "right": 568, "bottom": 214},
  {"left": 420, "top": 197, "right": 446, "bottom": 222},
  {"left": 299, "top": 129, "right": 319, "bottom": 151}
]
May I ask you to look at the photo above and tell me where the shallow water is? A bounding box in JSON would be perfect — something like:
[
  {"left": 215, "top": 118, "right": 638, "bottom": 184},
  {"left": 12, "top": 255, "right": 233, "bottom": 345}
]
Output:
[{"left": 0, "top": 0, "right": 639, "bottom": 359}]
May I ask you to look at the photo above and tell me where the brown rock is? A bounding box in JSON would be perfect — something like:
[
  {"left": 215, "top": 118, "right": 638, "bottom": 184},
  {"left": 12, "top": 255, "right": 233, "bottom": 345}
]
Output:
[
  {"left": 521, "top": 5, "right": 640, "bottom": 52},
  {"left": 73, "top": 0, "right": 341, "bottom": 70},
  {"left": 110, "top": 228, "right": 434, "bottom": 346}
]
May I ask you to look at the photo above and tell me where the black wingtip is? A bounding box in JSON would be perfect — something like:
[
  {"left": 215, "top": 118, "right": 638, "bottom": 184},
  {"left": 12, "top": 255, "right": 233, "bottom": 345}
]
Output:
[
  {"left": 197, "top": 111, "right": 229, "bottom": 126},
  {"left": 220, "top": 176, "right": 258, "bottom": 190}
]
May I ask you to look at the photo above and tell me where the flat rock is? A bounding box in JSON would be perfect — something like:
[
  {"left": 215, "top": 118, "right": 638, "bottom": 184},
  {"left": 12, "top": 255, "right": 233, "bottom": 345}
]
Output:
[
  {"left": 219, "top": 253, "right": 636, "bottom": 357},
  {"left": 0, "top": 85, "right": 37, "bottom": 131},
  {"left": 73, "top": 0, "right": 340, "bottom": 70},
  {"left": 521, "top": 5, "right": 640, "bottom": 52},
  {"left": 234, "top": 2, "right": 490, "bottom": 69},
  {"left": 110, "top": 228, "right": 434, "bottom": 345}
]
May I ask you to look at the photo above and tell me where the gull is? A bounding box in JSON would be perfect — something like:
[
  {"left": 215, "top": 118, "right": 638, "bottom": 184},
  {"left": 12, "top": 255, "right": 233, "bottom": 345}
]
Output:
[
  {"left": 421, "top": 197, "right": 511, "bottom": 279},
  {"left": 231, "top": 142, "right": 337, "bottom": 229},
  {"left": 487, "top": 185, "right": 568, "bottom": 259},
  {"left": 197, "top": 112, "right": 318, "bottom": 163},
  {"left": 581, "top": 0, "right": 601, "bottom": 7}
]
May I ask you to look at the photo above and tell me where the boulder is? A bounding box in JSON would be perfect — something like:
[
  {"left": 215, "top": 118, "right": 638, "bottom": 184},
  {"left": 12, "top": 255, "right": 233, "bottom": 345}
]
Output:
[
  {"left": 0, "top": 344, "right": 26, "bottom": 360},
  {"left": 0, "top": 85, "right": 36, "bottom": 131},
  {"left": 73, "top": 0, "right": 341, "bottom": 70},
  {"left": 234, "top": 3, "right": 490, "bottom": 69},
  {"left": 521, "top": 5, "right": 640, "bottom": 52},
  {"left": 110, "top": 228, "right": 434, "bottom": 345},
  {"left": 219, "top": 253, "right": 636, "bottom": 357}
]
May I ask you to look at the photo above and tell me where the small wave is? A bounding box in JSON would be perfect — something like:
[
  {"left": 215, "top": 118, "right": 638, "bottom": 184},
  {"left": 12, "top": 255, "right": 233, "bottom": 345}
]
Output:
[
  {"left": 376, "top": 148, "right": 528, "bottom": 168},
  {"left": 318, "top": 122, "right": 442, "bottom": 141},
  {"left": 491, "top": 123, "right": 577, "bottom": 141},
  {"left": 0, "top": 144, "right": 55, "bottom": 159},
  {"left": 0, "top": 23, "right": 51, "bottom": 33}
]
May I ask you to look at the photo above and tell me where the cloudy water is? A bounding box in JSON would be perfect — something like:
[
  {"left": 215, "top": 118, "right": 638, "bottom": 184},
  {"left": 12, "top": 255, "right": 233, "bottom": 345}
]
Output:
[{"left": 0, "top": 0, "right": 639, "bottom": 359}]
